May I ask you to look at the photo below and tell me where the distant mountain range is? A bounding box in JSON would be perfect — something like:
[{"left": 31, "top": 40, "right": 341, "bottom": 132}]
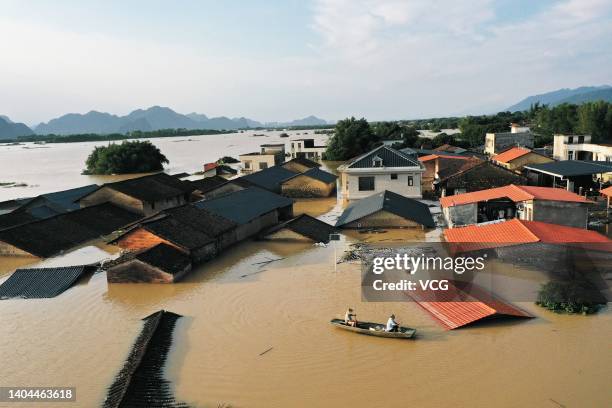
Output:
[
  {"left": 507, "top": 85, "right": 612, "bottom": 112},
  {"left": 0, "top": 115, "right": 35, "bottom": 139},
  {"left": 28, "top": 106, "right": 328, "bottom": 136}
]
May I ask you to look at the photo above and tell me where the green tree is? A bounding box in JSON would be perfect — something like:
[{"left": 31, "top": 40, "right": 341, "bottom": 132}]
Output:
[
  {"left": 431, "top": 132, "right": 455, "bottom": 147},
  {"left": 84, "top": 140, "right": 169, "bottom": 175},
  {"left": 577, "top": 101, "right": 612, "bottom": 142},
  {"left": 324, "top": 117, "right": 377, "bottom": 160},
  {"left": 372, "top": 121, "right": 403, "bottom": 140}
]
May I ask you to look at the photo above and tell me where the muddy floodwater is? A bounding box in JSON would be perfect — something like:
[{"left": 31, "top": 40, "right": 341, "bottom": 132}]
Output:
[{"left": 0, "top": 132, "right": 611, "bottom": 407}]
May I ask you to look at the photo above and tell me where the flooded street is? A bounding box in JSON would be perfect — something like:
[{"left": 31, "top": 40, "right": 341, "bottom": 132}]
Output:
[{"left": 0, "top": 135, "right": 610, "bottom": 408}]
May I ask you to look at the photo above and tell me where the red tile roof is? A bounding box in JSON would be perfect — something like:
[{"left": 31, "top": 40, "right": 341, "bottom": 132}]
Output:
[
  {"left": 444, "top": 219, "right": 611, "bottom": 247},
  {"left": 407, "top": 280, "right": 533, "bottom": 330},
  {"left": 600, "top": 186, "right": 612, "bottom": 197},
  {"left": 418, "top": 154, "right": 471, "bottom": 163},
  {"left": 440, "top": 184, "right": 590, "bottom": 207},
  {"left": 492, "top": 147, "right": 532, "bottom": 163},
  {"left": 204, "top": 162, "right": 218, "bottom": 172}
]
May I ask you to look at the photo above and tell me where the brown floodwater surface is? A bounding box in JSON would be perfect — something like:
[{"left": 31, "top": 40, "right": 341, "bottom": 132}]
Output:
[{"left": 0, "top": 133, "right": 610, "bottom": 407}]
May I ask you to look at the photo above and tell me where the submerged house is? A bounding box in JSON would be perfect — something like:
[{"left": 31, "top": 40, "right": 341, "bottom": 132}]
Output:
[
  {"left": 418, "top": 154, "right": 480, "bottom": 194},
  {"left": 240, "top": 143, "right": 285, "bottom": 174},
  {"left": 190, "top": 177, "right": 254, "bottom": 200},
  {"left": 335, "top": 190, "right": 435, "bottom": 229},
  {"left": 441, "top": 184, "right": 592, "bottom": 228},
  {"left": 338, "top": 145, "right": 424, "bottom": 200},
  {"left": 0, "top": 184, "right": 99, "bottom": 230},
  {"left": 260, "top": 214, "right": 336, "bottom": 243},
  {"left": 491, "top": 147, "right": 553, "bottom": 173},
  {"left": 281, "top": 157, "right": 321, "bottom": 173},
  {"left": 78, "top": 173, "right": 194, "bottom": 216},
  {"left": 436, "top": 161, "right": 527, "bottom": 197},
  {"left": 106, "top": 243, "right": 192, "bottom": 283},
  {"left": 113, "top": 204, "right": 237, "bottom": 262},
  {"left": 280, "top": 167, "right": 337, "bottom": 198},
  {"left": 242, "top": 165, "right": 297, "bottom": 193},
  {"left": 0, "top": 203, "right": 141, "bottom": 257},
  {"left": 195, "top": 187, "right": 294, "bottom": 240}
]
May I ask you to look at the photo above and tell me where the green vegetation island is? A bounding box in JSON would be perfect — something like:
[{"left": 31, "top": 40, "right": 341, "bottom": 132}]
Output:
[{"left": 83, "top": 140, "right": 169, "bottom": 175}]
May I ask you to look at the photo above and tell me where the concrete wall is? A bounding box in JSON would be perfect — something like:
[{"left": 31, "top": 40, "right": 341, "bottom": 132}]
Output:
[
  {"left": 234, "top": 210, "right": 280, "bottom": 241},
  {"left": 443, "top": 203, "right": 477, "bottom": 227},
  {"left": 201, "top": 183, "right": 246, "bottom": 200},
  {"left": 240, "top": 153, "right": 282, "bottom": 173},
  {"left": 191, "top": 242, "right": 217, "bottom": 264},
  {"left": 282, "top": 161, "right": 312, "bottom": 173},
  {"left": 532, "top": 200, "right": 589, "bottom": 228},
  {"left": 485, "top": 132, "right": 534, "bottom": 155},
  {"left": 342, "top": 171, "right": 422, "bottom": 200},
  {"left": 281, "top": 176, "right": 336, "bottom": 197},
  {"left": 106, "top": 260, "right": 191, "bottom": 283},
  {"left": 342, "top": 210, "right": 423, "bottom": 229},
  {"left": 499, "top": 152, "right": 553, "bottom": 172},
  {"left": 80, "top": 187, "right": 185, "bottom": 216}
]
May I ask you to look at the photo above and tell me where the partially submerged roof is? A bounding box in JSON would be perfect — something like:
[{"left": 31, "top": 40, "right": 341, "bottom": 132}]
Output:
[
  {"left": 0, "top": 265, "right": 97, "bottom": 299},
  {"left": 0, "top": 211, "right": 38, "bottom": 230},
  {"left": 444, "top": 219, "right": 611, "bottom": 248},
  {"left": 408, "top": 280, "right": 533, "bottom": 330},
  {"left": 440, "top": 184, "right": 590, "bottom": 207},
  {"left": 189, "top": 175, "right": 228, "bottom": 193},
  {"left": 335, "top": 190, "right": 435, "bottom": 228},
  {"left": 83, "top": 173, "right": 194, "bottom": 203},
  {"left": 342, "top": 145, "right": 421, "bottom": 169},
  {"left": 524, "top": 160, "right": 612, "bottom": 177},
  {"left": 242, "top": 166, "right": 297, "bottom": 191},
  {"left": 492, "top": 147, "right": 529, "bottom": 162},
  {"left": 261, "top": 214, "right": 336, "bottom": 243},
  {"left": 163, "top": 204, "right": 236, "bottom": 237},
  {"left": 142, "top": 216, "right": 215, "bottom": 250},
  {"left": 135, "top": 243, "right": 192, "bottom": 275},
  {"left": 281, "top": 157, "right": 321, "bottom": 169},
  {"left": 195, "top": 187, "right": 294, "bottom": 225},
  {"left": 0, "top": 203, "right": 141, "bottom": 258},
  {"left": 283, "top": 167, "right": 337, "bottom": 184},
  {"left": 21, "top": 184, "right": 99, "bottom": 213}
]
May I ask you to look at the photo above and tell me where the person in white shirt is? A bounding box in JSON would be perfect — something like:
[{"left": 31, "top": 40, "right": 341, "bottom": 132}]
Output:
[
  {"left": 386, "top": 314, "right": 399, "bottom": 332},
  {"left": 344, "top": 308, "right": 357, "bottom": 327}
]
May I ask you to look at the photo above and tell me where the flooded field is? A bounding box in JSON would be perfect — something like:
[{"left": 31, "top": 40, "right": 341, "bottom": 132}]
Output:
[{"left": 0, "top": 130, "right": 330, "bottom": 200}]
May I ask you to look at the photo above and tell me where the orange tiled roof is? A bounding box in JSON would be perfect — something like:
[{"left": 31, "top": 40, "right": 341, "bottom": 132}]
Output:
[
  {"left": 418, "top": 154, "right": 471, "bottom": 163},
  {"left": 204, "top": 162, "right": 218, "bottom": 172},
  {"left": 492, "top": 147, "right": 532, "bottom": 163},
  {"left": 600, "top": 186, "right": 612, "bottom": 197},
  {"left": 444, "top": 218, "right": 611, "bottom": 245},
  {"left": 440, "top": 184, "right": 590, "bottom": 207}
]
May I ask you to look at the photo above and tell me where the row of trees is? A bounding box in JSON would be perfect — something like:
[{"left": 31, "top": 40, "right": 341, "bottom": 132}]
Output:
[{"left": 325, "top": 101, "right": 612, "bottom": 160}]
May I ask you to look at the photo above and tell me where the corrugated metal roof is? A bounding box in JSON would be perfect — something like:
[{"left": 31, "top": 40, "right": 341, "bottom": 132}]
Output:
[
  {"left": 440, "top": 184, "right": 590, "bottom": 208},
  {"left": 524, "top": 160, "right": 612, "bottom": 177},
  {"left": 408, "top": 280, "right": 533, "bottom": 330},
  {"left": 335, "top": 190, "right": 435, "bottom": 228},
  {"left": 0, "top": 265, "right": 95, "bottom": 299}
]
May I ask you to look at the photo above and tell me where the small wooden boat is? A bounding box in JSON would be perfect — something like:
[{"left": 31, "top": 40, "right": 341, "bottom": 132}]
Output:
[{"left": 330, "top": 319, "right": 416, "bottom": 339}]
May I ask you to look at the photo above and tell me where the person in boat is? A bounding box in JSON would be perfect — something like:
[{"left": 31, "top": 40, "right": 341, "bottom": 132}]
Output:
[
  {"left": 386, "top": 314, "right": 399, "bottom": 332},
  {"left": 344, "top": 308, "right": 357, "bottom": 327}
]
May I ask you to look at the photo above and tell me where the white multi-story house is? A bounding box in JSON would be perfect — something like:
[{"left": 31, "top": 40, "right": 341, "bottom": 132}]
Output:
[
  {"left": 288, "top": 138, "right": 327, "bottom": 160},
  {"left": 553, "top": 134, "right": 612, "bottom": 161},
  {"left": 337, "top": 145, "right": 424, "bottom": 200},
  {"left": 239, "top": 143, "right": 285, "bottom": 174}
]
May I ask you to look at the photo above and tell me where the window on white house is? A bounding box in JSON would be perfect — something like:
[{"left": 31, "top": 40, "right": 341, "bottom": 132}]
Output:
[
  {"left": 372, "top": 157, "right": 383, "bottom": 167},
  {"left": 390, "top": 174, "right": 398, "bottom": 180},
  {"left": 358, "top": 176, "right": 375, "bottom": 191},
  {"left": 407, "top": 176, "right": 414, "bottom": 186},
  {"left": 259, "top": 162, "right": 268, "bottom": 169},
  {"left": 244, "top": 161, "right": 251, "bottom": 169}
]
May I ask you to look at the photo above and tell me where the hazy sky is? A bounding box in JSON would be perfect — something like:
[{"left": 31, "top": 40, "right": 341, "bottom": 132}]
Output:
[{"left": 1, "top": 0, "right": 611, "bottom": 125}]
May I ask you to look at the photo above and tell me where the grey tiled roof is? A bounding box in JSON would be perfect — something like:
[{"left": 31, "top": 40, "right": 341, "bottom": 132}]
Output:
[
  {"left": 345, "top": 146, "right": 421, "bottom": 169},
  {"left": 284, "top": 167, "right": 337, "bottom": 184},
  {"left": 524, "top": 160, "right": 612, "bottom": 177},
  {"left": 0, "top": 265, "right": 97, "bottom": 299},
  {"left": 335, "top": 190, "right": 435, "bottom": 228}
]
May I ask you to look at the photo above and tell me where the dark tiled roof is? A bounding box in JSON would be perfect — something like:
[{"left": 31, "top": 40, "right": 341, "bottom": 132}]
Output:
[
  {"left": 163, "top": 204, "right": 236, "bottom": 237},
  {"left": 86, "top": 173, "right": 194, "bottom": 203},
  {"left": 21, "top": 184, "right": 99, "bottom": 213},
  {"left": 242, "top": 166, "right": 297, "bottom": 191},
  {"left": 0, "top": 203, "right": 141, "bottom": 258},
  {"left": 228, "top": 177, "right": 256, "bottom": 188},
  {"left": 262, "top": 214, "right": 336, "bottom": 243},
  {"left": 0, "top": 197, "right": 33, "bottom": 214},
  {"left": 135, "top": 243, "right": 191, "bottom": 275},
  {"left": 189, "top": 175, "right": 228, "bottom": 193},
  {"left": 436, "top": 157, "right": 484, "bottom": 181},
  {"left": 0, "top": 265, "right": 97, "bottom": 299},
  {"left": 282, "top": 157, "right": 321, "bottom": 169},
  {"left": 284, "top": 167, "right": 337, "bottom": 184},
  {"left": 0, "top": 211, "right": 38, "bottom": 230},
  {"left": 335, "top": 190, "right": 435, "bottom": 228},
  {"left": 143, "top": 217, "right": 215, "bottom": 251},
  {"left": 170, "top": 172, "right": 190, "bottom": 179},
  {"left": 217, "top": 165, "right": 237, "bottom": 174},
  {"left": 524, "top": 160, "right": 612, "bottom": 177},
  {"left": 195, "top": 187, "right": 293, "bottom": 225},
  {"left": 345, "top": 146, "right": 421, "bottom": 169}
]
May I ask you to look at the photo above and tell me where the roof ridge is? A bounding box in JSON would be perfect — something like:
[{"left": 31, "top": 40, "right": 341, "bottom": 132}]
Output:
[{"left": 515, "top": 219, "right": 541, "bottom": 242}]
